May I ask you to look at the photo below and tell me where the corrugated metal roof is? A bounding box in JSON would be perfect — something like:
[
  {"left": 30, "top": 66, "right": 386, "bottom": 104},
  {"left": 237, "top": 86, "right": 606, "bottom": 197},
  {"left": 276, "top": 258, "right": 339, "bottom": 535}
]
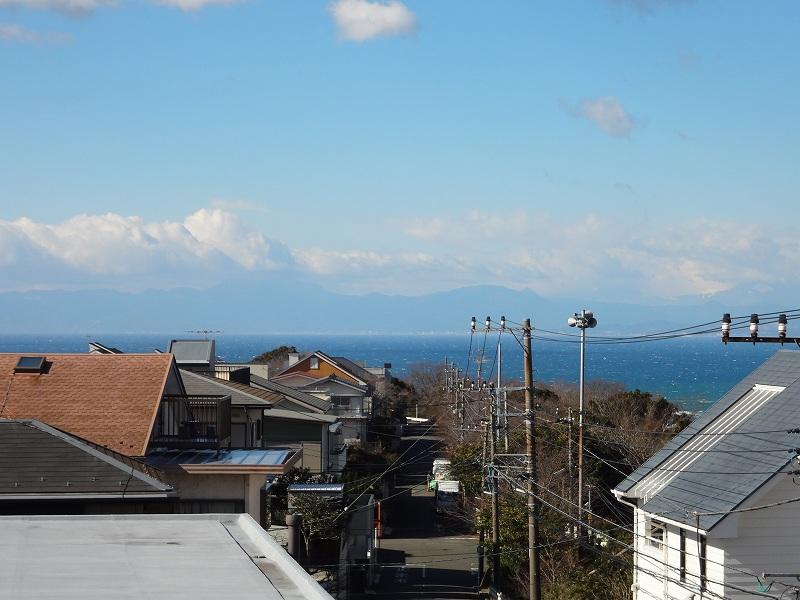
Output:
[
  {"left": 146, "top": 448, "right": 295, "bottom": 467},
  {"left": 615, "top": 350, "right": 800, "bottom": 530},
  {"left": 287, "top": 483, "right": 344, "bottom": 493}
]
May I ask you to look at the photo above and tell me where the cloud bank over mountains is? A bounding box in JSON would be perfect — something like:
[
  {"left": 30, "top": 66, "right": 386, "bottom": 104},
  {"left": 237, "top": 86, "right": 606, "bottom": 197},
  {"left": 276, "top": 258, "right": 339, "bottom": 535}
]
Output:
[{"left": 0, "top": 207, "right": 796, "bottom": 305}]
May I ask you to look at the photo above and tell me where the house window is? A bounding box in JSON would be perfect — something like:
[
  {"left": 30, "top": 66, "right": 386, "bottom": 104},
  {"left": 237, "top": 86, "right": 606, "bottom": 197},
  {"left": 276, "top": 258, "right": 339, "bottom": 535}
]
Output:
[
  {"left": 647, "top": 519, "right": 665, "bottom": 549},
  {"left": 679, "top": 529, "right": 686, "bottom": 582},
  {"left": 699, "top": 535, "right": 707, "bottom": 591},
  {"left": 332, "top": 397, "right": 351, "bottom": 408},
  {"left": 310, "top": 357, "right": 319, "bottom": 369}
]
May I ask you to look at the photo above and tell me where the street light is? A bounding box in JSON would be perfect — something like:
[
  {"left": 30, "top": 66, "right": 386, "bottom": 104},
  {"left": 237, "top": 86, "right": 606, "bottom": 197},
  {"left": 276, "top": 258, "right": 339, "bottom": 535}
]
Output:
[{"left": 567, "top": 309, "right": 597, "bottom": 540}]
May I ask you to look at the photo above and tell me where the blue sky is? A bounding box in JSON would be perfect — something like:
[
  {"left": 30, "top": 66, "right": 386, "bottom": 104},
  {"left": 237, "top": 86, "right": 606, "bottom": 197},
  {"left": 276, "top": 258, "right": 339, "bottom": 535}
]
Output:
[{"left": 1, "top": 1, "right": 798, "bottom": 301}]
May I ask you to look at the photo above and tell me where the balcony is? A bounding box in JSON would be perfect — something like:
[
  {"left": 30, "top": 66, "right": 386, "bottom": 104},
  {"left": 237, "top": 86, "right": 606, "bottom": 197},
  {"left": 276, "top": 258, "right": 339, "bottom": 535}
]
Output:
[
  {"left": 330, "top": 407, "right": 368, "bottom": 419},
  {"left": 191, "top": 365, "right": 251, "bottom": 385},
  {"left": 151, "top": 395, "right": 232, "bottom": 449}
]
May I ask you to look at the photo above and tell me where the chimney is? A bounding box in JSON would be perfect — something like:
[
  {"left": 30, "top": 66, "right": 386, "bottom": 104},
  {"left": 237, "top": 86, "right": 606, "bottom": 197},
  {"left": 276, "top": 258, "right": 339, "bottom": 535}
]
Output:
[{"left": 287, "top": 353, "right": 300, "bottom": 366}]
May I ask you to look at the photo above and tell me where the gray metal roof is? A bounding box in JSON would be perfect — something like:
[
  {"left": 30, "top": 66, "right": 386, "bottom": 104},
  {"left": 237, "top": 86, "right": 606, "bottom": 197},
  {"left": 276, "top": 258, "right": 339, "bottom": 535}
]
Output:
[
  {"left": 0, "top": 420, "right": 172, "bottom": 498},
  {"left": 330, "top": 356, "right": 375, "bottom": 384},
  {"left": 250, "top": 375, "right": 331, "bottom": 412},
  {"left": 145, "top": 448, "right": 296, "bottom": 468},
  {"left": 0, "top": 514, "right": 333, "bottom": 600},
  {"left": 168, "top": 340, "right": 215, "bottom": 365},
  {"left": 614, "top": 350, "right": 800, "bottom": 530},
  {"left": 180, "top": 369, "right": 278, "bottom": 406}
]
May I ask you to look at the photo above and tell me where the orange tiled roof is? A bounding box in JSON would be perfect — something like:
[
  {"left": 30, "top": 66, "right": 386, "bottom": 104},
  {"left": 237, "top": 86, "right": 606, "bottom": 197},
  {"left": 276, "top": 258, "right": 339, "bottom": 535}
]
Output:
[{"left": 0, "top": 353, "right": 174, "bottom": 456}]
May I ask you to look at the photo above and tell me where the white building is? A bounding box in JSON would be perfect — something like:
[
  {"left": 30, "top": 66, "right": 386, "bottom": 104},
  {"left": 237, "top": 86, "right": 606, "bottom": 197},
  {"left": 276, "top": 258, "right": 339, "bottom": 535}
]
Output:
[
  {"left": 0, "top": 513, "right": 333, "bottom": 599},
  {"left": 613, "top": 350, "right": 800, "bottom": 600}
]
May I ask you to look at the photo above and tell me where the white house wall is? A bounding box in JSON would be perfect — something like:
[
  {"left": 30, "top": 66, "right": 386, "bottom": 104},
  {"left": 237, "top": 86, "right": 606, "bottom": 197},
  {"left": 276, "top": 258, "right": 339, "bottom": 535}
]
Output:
[
  {"left": 634, "top": 508, "right": 725, "bottom": 600},
  {"left": 716, "top": 472, "right": 800, "bottom": 598}
]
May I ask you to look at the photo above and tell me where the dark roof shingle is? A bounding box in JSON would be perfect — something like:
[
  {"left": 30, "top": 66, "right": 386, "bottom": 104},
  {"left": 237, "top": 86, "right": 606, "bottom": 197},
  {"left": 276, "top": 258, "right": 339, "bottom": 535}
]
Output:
[{"left": 0, "top": 420, "right": 172, "bottom": 498}]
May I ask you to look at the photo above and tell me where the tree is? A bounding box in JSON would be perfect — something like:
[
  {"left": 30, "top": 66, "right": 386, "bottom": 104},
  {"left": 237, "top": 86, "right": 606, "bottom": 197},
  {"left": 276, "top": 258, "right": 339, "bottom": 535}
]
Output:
[
  {"left": 271, "top": 467, "right": 322, "bottom": 516},
  {"left": 292, "top": 494, "right": 341, "bottom": 561},
  {"left": 449, "top": 442, "right": 483, "bottom": 498},
  {"left": 249, "top": 345, "right": 298, "bottom": 372}
]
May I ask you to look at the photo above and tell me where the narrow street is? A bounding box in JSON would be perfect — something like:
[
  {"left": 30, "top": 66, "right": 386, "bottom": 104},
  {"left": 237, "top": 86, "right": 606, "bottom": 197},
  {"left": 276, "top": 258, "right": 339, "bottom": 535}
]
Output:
[{"left": 370, "top": 425, "right": 481, "bottom": 599}]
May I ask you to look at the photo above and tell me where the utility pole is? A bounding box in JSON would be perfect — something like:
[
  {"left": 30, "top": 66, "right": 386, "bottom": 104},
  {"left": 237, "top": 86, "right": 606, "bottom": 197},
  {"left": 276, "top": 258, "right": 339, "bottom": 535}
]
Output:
[
  {"left": 489, "top": 386, "right": 501, "bottom": 587},
  {"left": 567, "top": 309, "right": 597, "bottom": 543},
  {"left": 503, "top": 388, "right": 509, "bottom": 452},
  {"left": 496, "top": 339, "right": 502, "bottom": 445},
  {"left": 522, "top": 318, "right": 541, "bottom": 600},
  {"left": 567, "top": 407, "right": 573, "bottom": 520}
]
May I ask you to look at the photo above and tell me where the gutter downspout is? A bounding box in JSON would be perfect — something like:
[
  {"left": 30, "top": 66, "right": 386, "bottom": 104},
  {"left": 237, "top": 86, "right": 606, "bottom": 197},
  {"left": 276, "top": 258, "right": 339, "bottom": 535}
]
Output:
[{"left": 615, "top": 494, "right": 640, "bottom": 600}]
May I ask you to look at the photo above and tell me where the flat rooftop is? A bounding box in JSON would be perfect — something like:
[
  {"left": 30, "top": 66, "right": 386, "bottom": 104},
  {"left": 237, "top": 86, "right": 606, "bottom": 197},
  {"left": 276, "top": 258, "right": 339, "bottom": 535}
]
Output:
[{"left": 0, "top": 513, "right": 332, "bottom": 600}]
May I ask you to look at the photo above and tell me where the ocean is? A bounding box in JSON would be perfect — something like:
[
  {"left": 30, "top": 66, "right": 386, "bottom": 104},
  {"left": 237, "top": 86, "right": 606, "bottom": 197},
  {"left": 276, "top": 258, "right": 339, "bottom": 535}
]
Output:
[{"left": 0, "top": 333, "right": 790, "bottom": 411}]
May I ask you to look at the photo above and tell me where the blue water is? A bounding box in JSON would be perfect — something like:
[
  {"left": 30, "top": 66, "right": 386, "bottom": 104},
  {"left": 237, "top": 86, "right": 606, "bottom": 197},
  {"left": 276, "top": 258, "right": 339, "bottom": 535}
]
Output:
[{"left": 0, "top": 333, "right": 788, "bottom": 411}]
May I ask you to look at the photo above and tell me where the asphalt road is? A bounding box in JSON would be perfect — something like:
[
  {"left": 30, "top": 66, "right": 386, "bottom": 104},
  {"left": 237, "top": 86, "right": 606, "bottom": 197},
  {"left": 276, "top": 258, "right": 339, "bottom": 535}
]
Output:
[{"left": 370, "top": 430, "right": 481, "bottom": 599}]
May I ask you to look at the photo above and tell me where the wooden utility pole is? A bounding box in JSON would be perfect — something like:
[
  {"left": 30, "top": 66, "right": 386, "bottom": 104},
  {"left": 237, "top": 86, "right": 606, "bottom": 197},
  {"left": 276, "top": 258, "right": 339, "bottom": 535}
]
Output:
[{"left": 523, "top": 318, "right": 541, "bottom": 600}]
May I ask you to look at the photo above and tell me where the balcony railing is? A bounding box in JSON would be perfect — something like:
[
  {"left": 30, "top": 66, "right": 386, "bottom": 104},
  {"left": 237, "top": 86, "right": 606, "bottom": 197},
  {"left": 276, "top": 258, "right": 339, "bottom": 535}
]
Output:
[
  {"left": 330, "top": 407, "right": 368, "bottom": 419},
  {"left": 192, "top": 365, "right": 251, "bottom": 384},
  {"left": 151, "top": 395, "right": 231, "bottom": 449}
]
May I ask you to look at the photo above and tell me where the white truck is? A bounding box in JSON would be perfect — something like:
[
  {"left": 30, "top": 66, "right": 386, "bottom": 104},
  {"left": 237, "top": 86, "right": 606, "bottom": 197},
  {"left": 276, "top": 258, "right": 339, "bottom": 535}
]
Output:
[
  {"left": 434, "top": 480, "right": 462, "bottom": 515},
  {"left": 429, "top": 458, "right": 452, "bottom": 491}
]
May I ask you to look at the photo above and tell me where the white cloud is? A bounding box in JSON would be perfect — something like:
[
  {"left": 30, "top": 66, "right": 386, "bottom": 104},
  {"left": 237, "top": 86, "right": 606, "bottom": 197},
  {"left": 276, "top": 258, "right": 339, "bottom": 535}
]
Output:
[
  {"left": 1, "top": 23, "right": 37, "bottom": 43},
  {"left": 562, "top": 96, "right": 636, "bottom": 138},
  {"left": 329, "top": 0, "right": 417, "bottom": 42},
  {"left": 4, "top": 207, "right": 800, "bottom": 302},
  {"left": 154, "top": 0, "right": 241, "bottom": 10},
  {"left": 294, "top": 248, "right": 437, "bottom": 275},
  {"left": 403, "top": 209, "right": 530, "bottom": 243},
  {"left": 0, "top": 0, "right": 112, "bottom": 15},
  {"left": 0, "top": 209, "right": 291, "bottom": 291}
]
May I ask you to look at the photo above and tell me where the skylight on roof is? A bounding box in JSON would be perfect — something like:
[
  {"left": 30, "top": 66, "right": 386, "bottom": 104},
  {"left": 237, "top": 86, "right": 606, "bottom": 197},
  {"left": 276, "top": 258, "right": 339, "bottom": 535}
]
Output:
[
  {"left": 632, "top": 384, "right": 785, "bottom": 502},
  {"left": 14, "top": 356, "right": 46, "bottom": 374}
]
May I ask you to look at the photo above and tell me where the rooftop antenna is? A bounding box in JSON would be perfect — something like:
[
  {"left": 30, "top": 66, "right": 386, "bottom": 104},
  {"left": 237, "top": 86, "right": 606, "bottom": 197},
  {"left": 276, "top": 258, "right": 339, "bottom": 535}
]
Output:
[{"left": 185, "top": 329, "right": 222, "bottom": 340}]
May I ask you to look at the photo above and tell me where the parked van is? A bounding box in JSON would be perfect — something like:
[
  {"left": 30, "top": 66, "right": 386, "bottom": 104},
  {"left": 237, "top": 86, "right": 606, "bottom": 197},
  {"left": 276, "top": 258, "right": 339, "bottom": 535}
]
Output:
[{"left": 434, "top": 480, "right": 462, "bottom": 515}]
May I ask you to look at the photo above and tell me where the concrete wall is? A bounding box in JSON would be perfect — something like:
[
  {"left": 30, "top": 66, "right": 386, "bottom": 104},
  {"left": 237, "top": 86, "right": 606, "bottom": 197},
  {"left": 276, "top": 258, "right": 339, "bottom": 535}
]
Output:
[{"left": 163, "top": 472, "right": 266, "bottom": 524}]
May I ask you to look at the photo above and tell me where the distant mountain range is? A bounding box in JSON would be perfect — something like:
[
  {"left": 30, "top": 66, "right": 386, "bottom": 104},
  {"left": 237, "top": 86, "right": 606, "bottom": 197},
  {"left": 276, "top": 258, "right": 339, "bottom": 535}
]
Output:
[{"left": 0, "top": 275, "right": 783, "bottom": 335}]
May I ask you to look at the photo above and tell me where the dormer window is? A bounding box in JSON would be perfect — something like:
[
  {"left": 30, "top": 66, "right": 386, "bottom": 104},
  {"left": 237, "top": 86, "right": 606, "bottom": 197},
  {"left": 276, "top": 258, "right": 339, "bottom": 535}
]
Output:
[
  {"left": 310, "top": 357, "right": 319, "bottom": 370},
  {"left": 14, "top": 356, "right": 46, "bottom": 374}
]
